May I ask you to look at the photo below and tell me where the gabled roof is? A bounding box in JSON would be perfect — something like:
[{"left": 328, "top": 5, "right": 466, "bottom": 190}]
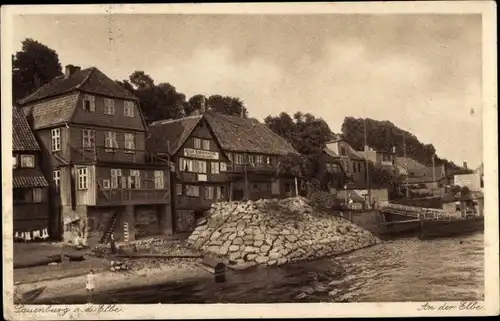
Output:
[
  {"left": 204, "top": 111, "right": 298, "bottom": 156},
  {"left": 18, "top": 67, "right": 143, "bottom": 130},
  {"left": 326, "top": 140, "right": 364, "bottom": 161},
  {"left": 148, "top": 115, "right": 204, "bottom": 155},
  {"left": 395, "top": 157, "right": 427, "bottom": 175},
  {"left": 19, "top": 67, "right": 137, "bottom": 105},
  {"left": 323, "top": 147, "right": 339, "bottom": 159},
  {"left": 12, "top": 106, "right": 40, "bottom": 152}
]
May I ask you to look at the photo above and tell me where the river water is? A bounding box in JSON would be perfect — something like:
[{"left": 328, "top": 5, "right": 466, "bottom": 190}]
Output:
[{"left": 46, "top": 232, "right": 484, "bottom": 304}]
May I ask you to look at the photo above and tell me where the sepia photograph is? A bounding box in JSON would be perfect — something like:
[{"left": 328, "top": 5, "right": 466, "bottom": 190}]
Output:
[{"left": 2, "top": 2, "right": 498, "bottom": 319}]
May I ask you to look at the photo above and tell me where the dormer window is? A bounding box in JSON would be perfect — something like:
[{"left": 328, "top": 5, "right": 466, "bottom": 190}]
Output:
[
  {"left": 83, "top": 94, "right": 95, "bottom": 112},
  {"left": 340, "top": 147, "right": 347, "bottom": 156},
  {"left": 124, "top": 101, "right": 135, "bottom": 117}
]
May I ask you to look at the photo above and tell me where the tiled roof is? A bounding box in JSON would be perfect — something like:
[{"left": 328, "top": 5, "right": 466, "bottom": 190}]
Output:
[
  {"left": 148, "top": 115, "right": 203, "bottom": 155},
  {"left": 19, "top": 67, "right": 137, "bottom": 105},
  {"left": 12, "top": 106, "right": 40, "bottom": 151},
  {"left": 395, "top": 157, "right": 427, "bottom": 176},
  {"left": 13, "top": 175, "right": 49, "bottom": 188},
  {"left": 204, "top": 111, "right": 298, "bottom": 156}
]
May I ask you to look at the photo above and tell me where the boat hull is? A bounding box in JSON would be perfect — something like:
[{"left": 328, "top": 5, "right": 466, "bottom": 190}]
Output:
[{"left": 419, "top": 216, "right": 484, "bottom": 239}]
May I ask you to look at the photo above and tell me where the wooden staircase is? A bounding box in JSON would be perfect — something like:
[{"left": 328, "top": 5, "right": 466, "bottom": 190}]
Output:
[{"left": 100, "top": 210, "right": 121, "bottom": 244}]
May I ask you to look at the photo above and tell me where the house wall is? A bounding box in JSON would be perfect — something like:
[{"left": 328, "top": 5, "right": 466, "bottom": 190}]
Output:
[
  {"left": 69, "top": 125, "right": 146, "bottom": 163},
  {"left": 13, "top": 200, "right": 49, "bottom": 232},
  {"left": 326, "top": 141, "right": 366, "bottom": 188},
  {"left": 231, "top": 177, "right": 295, "bottom": 201},
  {"left": 173, "top": 120, "right": 230, "bottom": 216},
  {"left": 454, "top": 172, "right": 482, "bottom": 192},
  {"left": 72, "top": 93, "right": 144, "bottom": 131}
]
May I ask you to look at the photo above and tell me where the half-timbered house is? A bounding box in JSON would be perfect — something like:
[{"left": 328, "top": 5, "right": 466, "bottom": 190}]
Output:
[
  {"left": 148, "top": 114, "right": 231, "bottom": 233},
  {"left": 12, "top": 105, "right": 50, "bottom": 241},
  {"left": 18, "top": 64, "right": 172, "bottom": 246}
]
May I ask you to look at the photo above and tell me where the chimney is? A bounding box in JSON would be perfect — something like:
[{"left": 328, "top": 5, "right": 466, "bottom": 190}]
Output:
[
  {"left": 65, "top": 64, "right": 81, "bottom": 78},
  {"left": 463, "top": 161, "right": 468, "bottom": 169}
]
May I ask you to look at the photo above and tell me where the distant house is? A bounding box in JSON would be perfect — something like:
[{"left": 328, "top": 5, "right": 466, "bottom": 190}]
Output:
[
  {"left": 395, "top": 156, "right": 447, "bottom": 188},
  {"left": 358, "top": 145, "right": 397, "bottom": 174},
  {"left": 148, "top": 114, "right": 231, "bottom": 233},
  {"left": 325, "top": 135, "right": 367, "bottom": 188},
  {"left": 12, "top": 105, "right": 50, "bottom": 241},
  {"left": 452, "top": 162, "right": 483, "bottom": 192},
  {"left": 321, "top": 147, "right": 349, "bottom": 189},
  {"left": 18, "top": 64, "right": 172, "bottom": 245}
]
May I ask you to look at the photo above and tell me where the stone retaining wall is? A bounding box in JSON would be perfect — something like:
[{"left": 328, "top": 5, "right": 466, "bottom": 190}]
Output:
[{"left": 187, "top": 197, "right": 381, "bottom": 266}]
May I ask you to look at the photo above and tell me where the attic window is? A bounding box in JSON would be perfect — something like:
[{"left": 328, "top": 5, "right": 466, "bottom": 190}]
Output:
[
  {"left": 340, "top": 147, "right": 346, "bottom": 156},
  {"left": 104, "top": 98, "right": 115, "bottom": 115},
  {"left": 83, "top": 94, "right": 95, "bottom": 112}
]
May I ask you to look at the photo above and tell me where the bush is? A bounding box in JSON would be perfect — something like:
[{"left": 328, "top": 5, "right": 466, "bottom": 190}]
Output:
[{"left": 308, "top": 191, "right": 339, "bottom": 211}]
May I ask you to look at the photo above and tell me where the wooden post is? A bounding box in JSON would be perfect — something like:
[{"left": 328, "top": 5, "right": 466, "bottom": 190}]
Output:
[{"left": 294, "top": 177, "right": 299, "bottom": 196}]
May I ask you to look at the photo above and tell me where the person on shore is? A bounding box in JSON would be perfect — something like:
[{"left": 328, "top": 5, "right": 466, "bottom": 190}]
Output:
[{"left": 86, "top": 270, "right": 95, "bottom": 294}]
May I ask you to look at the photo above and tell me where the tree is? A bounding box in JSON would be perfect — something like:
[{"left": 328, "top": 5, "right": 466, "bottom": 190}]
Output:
[
  {"left": 341, "top": 116, "right": 457, "bottom": 170},
  {"left": 122, "top": 71, "right": 189, "bottom": 123},
  {"left": 12, "top": 38, "right": 63, "bottom": 103},
  {"left": 266, "top": 112, "right": 341, "bottom": 193},
  {"left": 207, "top": 95, "right": 248, "bottom": 118}
]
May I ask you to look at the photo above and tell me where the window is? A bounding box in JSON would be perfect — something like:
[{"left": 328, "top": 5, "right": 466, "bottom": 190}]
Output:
[
  {"left": 105, "top": 131, "right": 118, "bottom": 152},
  {"left": 13, "top": 156, "right": 17, "bottom": 169},
  {"left": 186, "top": 185, "right": 200, "bottom": 197},
  {"left": 102, "top": 180, "right": 111, "bottom": 189},
  {"left": 124, "top": 101, "right": 135, "bottom": 117},
  {"left": 110, "top": 169, "right": 122, "bottom": 189},
  {"left": 205, "top": 186, "right": 214, "bottom": 199},
  {"left": 179, "top": 158, "right": 194, "bottom": 172},
  {"left": 176, "top": 183, "right": 183, "bottom": 195},
  {"left": 217, "top": 186, "right": 224, "bottom": 200},
  {"left": 220, "top": 162, "right": 227, "bottom": 172},
  {"left": 353, "top": 162, "right": 357, "bottom": 173},
  {"left": 248, "top": 155, "right": 255, "bottom": 164},
  {"left": 256, "top": 155, "right": 263, "bottom": 164},
  {"left": 129, "top": 169, "right": 141, "bottom": 189},
  {"left": 194, "top": 160, "right": 207, "bottom": 174},
  {"left": 82, "top": 129, "right": 95, "bottom": 149},
  {"left": 266, "top": 156, "right": 271, "bottom": 165},
  {"left": 51, "top": 128, "right": 61, "bottom": 151},
  {"left": 228, "top": 153, "right": 233, "bottom": 163},
  {"left": 211, "top": 162, "right": 220, "bottom": 174},
  {"left": 121, "top": 176, "right": 127, "bottom": 189},
  {"left": 154, "top": 170, "right": 164, "bottom": 189},
  {"left": 104, "top": 98, "right": 115, "bottom": 115},
  {"left": 124, "top": 133, "right": 135, "bottom": 152},
  {"left": 235, "top": 154, "right": 244, "bottom": 165},
  {"left": 53, "top": 170, "right": 61, "bottom": 192},
  {"left": 20, "top": 155, "right": 35, "bottom": 168},
  {"left": 358, "top": 163, "right": 362, "bottom": 172},
  {"left": 340, "top": 147, "right": 346, "bottom": 156},
  {"left": 13, "top": 189, "right": 28, "bottom": 202},
  {"left": 203, "top": 140, "right": 211, "bottom": 150},
  {"left": 83, "top": 94, "right": 95, "bottom": 112},
  {"left": 194, "top": 138, "right": 201, "bottom": 149},
  {"left": 33, "top": 188, "right": 44, "bottom": 202},
  {"left": 77, "top": 167, "right": 88, "bottom": 190}
]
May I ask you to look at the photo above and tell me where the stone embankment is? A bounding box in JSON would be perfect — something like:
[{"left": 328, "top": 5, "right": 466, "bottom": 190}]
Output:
[{"left": 187, "top": 197, "right": 381, "bottom": 266}]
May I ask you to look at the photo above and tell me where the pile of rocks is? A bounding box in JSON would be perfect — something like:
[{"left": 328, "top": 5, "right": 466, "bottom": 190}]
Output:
[
  {"left": 109, "top": 260, "right": 130, "bottom": 272},
  {"left": 187, "top": 197, "right": 381, "bottom": 266}
]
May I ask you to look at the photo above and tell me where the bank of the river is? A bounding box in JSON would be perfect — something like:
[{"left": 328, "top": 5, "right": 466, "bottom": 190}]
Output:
[
  {"left": 36, "top": 232, "right": 483, "bottom": 304},
  {"left": 187, "top": 197, "right": 381, "bottom": 266}
]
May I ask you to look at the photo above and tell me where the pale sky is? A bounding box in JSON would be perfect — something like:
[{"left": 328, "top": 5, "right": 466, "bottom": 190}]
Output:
[{"left": 12, "top": 14, "right": 483, "bottom": 168}]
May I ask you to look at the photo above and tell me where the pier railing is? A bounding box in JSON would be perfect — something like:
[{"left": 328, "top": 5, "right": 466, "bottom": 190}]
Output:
[{"left": 380, "top": 203, "right": 468, "bottom": 221}]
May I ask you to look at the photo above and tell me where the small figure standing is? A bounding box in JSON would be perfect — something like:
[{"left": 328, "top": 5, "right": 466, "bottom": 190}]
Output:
[
  {"left": 86, "top": 270, "right": 95, "bottom": 293},
  {"left": 110, "top": 233, "right": 117, "bottom": 254}
]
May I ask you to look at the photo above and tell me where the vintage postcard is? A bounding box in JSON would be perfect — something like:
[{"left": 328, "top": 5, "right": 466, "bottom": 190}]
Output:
[{"left": 2, "top": 2, "right": 498, "bottom": 319}]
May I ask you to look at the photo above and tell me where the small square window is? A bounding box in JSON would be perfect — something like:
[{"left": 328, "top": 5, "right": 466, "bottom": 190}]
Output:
[{"left": 20, "top": 155, "right": 35, "bottom": 168}]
